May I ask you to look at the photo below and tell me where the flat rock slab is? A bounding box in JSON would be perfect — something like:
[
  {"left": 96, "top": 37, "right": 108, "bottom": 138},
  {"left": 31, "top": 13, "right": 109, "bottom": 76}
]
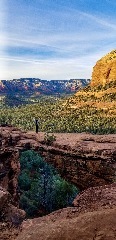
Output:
[{"left": 17, "top": 184, "right": 116, "bottom": 240}]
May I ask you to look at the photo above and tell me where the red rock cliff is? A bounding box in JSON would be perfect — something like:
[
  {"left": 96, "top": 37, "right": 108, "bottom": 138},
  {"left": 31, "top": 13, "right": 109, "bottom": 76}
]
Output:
[{"left": 91, "top": 50, "right": 116, "bottom": 87}]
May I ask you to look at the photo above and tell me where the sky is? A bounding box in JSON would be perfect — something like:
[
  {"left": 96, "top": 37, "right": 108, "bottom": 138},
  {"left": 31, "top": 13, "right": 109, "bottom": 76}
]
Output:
[{"left": 0, "top": 0, "right": 116, "bottom": 80}]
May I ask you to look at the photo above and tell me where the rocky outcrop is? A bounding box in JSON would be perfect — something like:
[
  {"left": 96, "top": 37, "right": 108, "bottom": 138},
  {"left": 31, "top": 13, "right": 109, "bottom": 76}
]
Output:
[
  {"left": 0, "top": 126, "right": 116, "bottom": 191},
  {"left": 17, "top": 208, "right": 116, "bottom": 240},
  {"left": 0, "top": 187, "right": 10, "bottom": 212},
  {"left": 16, "top": 183, "right": 116, "bottom": 240},
  {"left": 0, "top": 145, "right": 20, "bottom": 204},
  {"left": 0, "top": 187, "right": 25, "bottom": 240},
  {"left": 73, "top": 184, "right": 116, "bottom": 212},
  {"left": 91, "top": 50, "right": 116, "bottom": 87},
  {"left": 0, "top": 187, "right": 25, "bottom": 223},
  {"left": 0, "top": 128, "right": 26, "bottom": 240}
]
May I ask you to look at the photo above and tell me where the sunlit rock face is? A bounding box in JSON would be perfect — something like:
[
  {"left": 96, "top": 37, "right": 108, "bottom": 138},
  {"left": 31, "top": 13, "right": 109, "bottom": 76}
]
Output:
[
  {"left": 16, "top": 184, "right": 116, "bottom": 240},
  {"left": 91, "top": 50, "right": 116, "bottom": 87}
]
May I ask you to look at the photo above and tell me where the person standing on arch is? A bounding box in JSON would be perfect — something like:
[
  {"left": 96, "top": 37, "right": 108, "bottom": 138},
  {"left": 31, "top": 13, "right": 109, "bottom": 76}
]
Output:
[{"left": 35, "top": 119, "right": 39, "bottom": 133}]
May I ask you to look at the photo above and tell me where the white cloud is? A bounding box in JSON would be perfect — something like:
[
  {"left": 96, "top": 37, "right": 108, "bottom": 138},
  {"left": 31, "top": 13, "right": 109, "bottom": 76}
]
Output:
[
  {"left": 0, "top": 43, "right": 114, "bottom": 80},
  {"left": 1, "top": 1, "right": 116, "bottom": 79}
]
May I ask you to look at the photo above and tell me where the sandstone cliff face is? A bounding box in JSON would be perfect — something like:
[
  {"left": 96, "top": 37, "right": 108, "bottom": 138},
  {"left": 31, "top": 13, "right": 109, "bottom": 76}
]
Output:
[{"left": 91, "top": 50, "right": 116, "bottom": 87}]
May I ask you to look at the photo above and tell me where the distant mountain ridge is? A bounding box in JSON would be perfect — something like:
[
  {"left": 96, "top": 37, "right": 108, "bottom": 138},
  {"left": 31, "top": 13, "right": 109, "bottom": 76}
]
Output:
[{"left": 0, "top": 78, "right": 90, "bottom": 95}]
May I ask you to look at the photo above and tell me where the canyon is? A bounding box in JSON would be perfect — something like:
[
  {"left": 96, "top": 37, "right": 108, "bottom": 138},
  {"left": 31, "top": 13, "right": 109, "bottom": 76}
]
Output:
[
  {"left": 0, "top": 126, "right": 116, "bottom": 192},
  {"left": 0, "top": 126, "right": 116, "bottom": 239}
]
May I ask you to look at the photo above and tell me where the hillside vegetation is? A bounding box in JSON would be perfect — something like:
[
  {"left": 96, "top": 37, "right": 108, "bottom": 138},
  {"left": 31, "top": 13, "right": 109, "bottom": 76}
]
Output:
[{"left": 0, "top": 80, "right": 115, "bottom": 134}]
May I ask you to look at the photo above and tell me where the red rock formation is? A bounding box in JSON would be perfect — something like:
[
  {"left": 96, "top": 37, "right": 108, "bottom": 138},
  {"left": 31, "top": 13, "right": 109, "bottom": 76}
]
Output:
[
  {"left": 91, "top": 50, "right": 116, "bottom": 87},
  {"left": 73, "top": 184, "right": 116, "bottom": 212},
  {"left": 0, "top": 126, "right": 116, "bottom": 190},
  {"left": 0, "top": 127, "right": 26, "bottom": 240},
  {"left": 0, "top": 147, "right": 20, "bottom": 204},
  {"left": 0, "top": 126, "right": 116, "bottom": 240},
  {"left": 0, "top": 186, "right": 26, "bottom": 240}
]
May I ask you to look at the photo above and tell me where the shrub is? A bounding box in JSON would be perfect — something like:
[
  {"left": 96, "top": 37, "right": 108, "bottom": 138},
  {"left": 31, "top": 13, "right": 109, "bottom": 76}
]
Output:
[{"left": 44, "top": 132, "right": 56, "bottom": 145}]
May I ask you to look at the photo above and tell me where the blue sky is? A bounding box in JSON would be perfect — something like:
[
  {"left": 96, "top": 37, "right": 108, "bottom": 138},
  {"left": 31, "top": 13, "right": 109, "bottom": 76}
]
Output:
[{"left": 0, "top": 0, "right": 116, "bottom": 80}]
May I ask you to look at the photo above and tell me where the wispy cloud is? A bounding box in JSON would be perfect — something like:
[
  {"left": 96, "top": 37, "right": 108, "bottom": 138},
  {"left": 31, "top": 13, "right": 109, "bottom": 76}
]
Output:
[{"left": 1, "top": 0, "right": 116, "bottom": 79}]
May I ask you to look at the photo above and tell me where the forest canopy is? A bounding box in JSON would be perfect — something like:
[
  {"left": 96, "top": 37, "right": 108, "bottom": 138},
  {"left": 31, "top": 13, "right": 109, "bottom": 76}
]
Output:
[{"left": 0, "top": 91, "right": 116, "bottom": 134}]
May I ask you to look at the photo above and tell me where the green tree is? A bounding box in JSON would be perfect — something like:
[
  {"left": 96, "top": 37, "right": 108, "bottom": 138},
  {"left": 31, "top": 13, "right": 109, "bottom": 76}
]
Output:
[{"left": 18, "top": 150, "right": 78, "bottom": 217}]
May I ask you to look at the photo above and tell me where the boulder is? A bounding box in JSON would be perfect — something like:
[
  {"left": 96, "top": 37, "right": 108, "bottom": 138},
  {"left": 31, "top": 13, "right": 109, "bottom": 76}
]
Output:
[{"left": 0, "top": 187, "right": 10, "bottom": 211}]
